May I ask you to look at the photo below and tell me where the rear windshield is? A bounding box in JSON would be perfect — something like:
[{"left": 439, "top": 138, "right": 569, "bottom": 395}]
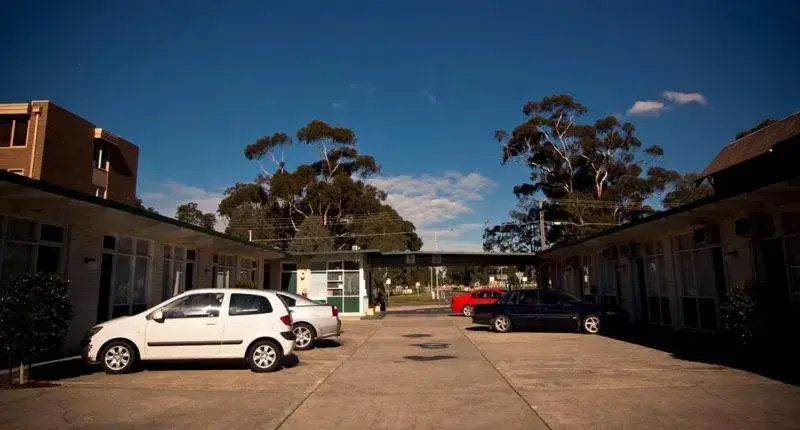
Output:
[{"left": 278, "top": 292, "right": 319, "bottom": 307}]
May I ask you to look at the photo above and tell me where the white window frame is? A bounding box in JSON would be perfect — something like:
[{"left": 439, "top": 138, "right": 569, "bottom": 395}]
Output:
[
  {"left": 0, "top": 116, "right": 28, "bottom": 148},
  {"left": 672, "top": 233, "right": 721, "bottom": 331},
  {"left": 326, "top": 260, "right": 360, "bottom": 299},
  {"left": 162, "top": 244, "right": 188, "bottom": 300},
  {"left": 93, "top": 140, "right": 109, "bottom": 171},
  {"left": 103, "top": 235, "right": 152, "bottom": 318},
  {"left": 642, "top": 240, "right": 671, "bottom": 326},
  {"left": 0, "top": 215, "right": 66, "bottom": 278},
  {"left": 94, "top": 186, "right": 107, "bottom": 199},
  {"left": 212, "top": 254, "right": 236, "bottom": 288},
  {"left": 596, "top": 249, "right": 619, "bottom": 305},
  {"left": 238, "top": 257, "right": 258, "bottom": 285}
]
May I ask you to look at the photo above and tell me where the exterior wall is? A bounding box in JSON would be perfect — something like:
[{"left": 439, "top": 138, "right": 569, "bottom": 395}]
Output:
[
  {"left": 105, "top": 138, "right": 139, "bottom": 205},
  {"left": 0, "top": 102, "right": 46, "bottom": 177},
  {"left": 279, "top": 254, "right": 367, "bottom": 315},
  {"left": 39, "top": 102, "right": 95, "bottom": 194}
]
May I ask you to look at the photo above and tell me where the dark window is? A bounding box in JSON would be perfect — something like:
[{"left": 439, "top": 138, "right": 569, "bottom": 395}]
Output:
[
  {"left": 539, "top": 290, "right": 561, "bottom": 305},
  {"left": 343, "top": 261, "right": 359, "bottom": 270},
  {"left": 278, "top": 294, "right": 296, "bottom": 307},
  {"left": 40, "top": 224, "right": 64, "bottom": 243},
  {"left": 187, "top": 249, "right": 196, "bottom": 261},
  {"left": 518, "top": 290, "right": 538, "bottom": 305},
  {"left": 185, "top": 262, "right": 195, "bottom": 290},
  {"left": 103, "top": 235, "right": 116, "bottom": 250},
  {"left": 229, "top": 294, "right": 273, "bottom": 316},
  {"left": 5, "top": 217, "right": 34, "bottom": 241},
  {"left": 0, "top": 116, "right": 27, "bottom": 148},
  {"left": 498, "top": 291, "right": 516, "bottom": 304},
  {"left": 263, "top": 261, "right": 272, "bottom": 289},
  {"left": 36, "top": 246, "right": 61, "bottom": 273},
  {"left": 282, "top": 263, "right": 298, "bottom": 271},
  {"left": 213, "top": 254, "right": 219, "bottom": 264},
  {"left": 488, "top": 291, "right": 502, "bottom": 299},
  {"left": 163, "top": 293, "right": 224, "bottom": 319}
]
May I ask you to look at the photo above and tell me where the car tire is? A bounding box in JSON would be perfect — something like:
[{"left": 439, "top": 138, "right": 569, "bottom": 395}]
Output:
[
  {"left": 247, "top": 339, "right": 284, "bottom": 373},
  {"left": 99, "top": 340, "right": 137, "bottom": 375},
  {"left": 292, "top": 323, "right": 317, "bottom": 351},
  {"left": 491, "top": 314, "right": 512, "bottom": 333},
  {"left": 582, "top": 314, "right": 601, "bottom": 334},
  {"left": 462, "top": 305, "right": 474, "bottom": 317}
]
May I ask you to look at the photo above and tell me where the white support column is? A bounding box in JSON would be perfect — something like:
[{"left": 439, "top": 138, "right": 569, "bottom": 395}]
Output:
[{"left": 662, "top": 236, "right": 681, "bottom": 330}]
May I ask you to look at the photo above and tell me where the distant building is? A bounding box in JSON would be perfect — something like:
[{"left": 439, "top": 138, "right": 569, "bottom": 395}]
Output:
[{"left": 0, "top": 101, "right": 139, "bottom": 205}]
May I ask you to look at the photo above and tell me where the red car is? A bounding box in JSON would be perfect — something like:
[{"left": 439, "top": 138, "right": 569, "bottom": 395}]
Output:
[{"left": 451, "top": 288, "right": 505, "bottom": 317}]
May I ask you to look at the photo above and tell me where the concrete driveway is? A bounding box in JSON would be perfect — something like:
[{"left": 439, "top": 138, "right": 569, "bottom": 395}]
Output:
[{"left": 1, "top": 313, "right": 798, "bottom": 429}]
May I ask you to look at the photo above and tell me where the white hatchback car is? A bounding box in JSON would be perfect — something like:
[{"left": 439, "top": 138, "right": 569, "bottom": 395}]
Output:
[{"left": 82, "top": 289, "right": 296, "bottom": 374}]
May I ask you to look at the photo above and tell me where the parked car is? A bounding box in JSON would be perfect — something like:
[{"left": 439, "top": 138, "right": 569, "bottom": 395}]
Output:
[
  {"left": 451, "top": 287, "right": 505, "bottom": 317},
  {"left": 275, "top": 291, "right": 342, "bottom": 350},
  {"left": 472, "top": 289, "right": 628, "bottom": 334},
  {"left": 82, "top": 289, "right": 296, "bottom": 374}
]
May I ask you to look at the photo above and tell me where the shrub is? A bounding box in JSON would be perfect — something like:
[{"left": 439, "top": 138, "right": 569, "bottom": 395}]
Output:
[
  {"left": 235, "top": 279, "right": 256, "bottom": 289},
  {"left": 0, "top": 273, "right": 74, "bottom": 382},
  {"left": 720, "top": 280, "right": 768, "bottom": 349}
]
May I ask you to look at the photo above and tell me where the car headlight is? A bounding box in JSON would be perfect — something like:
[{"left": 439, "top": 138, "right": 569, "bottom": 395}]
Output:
[{"left": 86, "top": 326, "right": 103, "bottom": 338}]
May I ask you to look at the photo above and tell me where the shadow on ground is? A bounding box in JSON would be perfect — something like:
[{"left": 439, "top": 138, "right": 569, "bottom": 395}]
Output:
[
  {"left": 604, "top": 326, "right": 800, "bottom": 387},
  {"left": 314, "top": 339, "right": 342, "bottom": 348}
]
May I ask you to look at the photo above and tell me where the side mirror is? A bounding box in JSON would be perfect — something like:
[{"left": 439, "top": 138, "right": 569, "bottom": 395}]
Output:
[{"left": 152, "top": 309, "right": 165, "bottom": 322}]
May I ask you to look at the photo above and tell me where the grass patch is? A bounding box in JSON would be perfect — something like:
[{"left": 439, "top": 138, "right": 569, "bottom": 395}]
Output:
[{"left": 388, "top": 294, "right": 448, "bottom": 306}]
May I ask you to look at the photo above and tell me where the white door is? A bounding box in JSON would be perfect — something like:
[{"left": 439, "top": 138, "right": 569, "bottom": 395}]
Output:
[{"left": 144, "top": 292, "right": 226, "bottom": 359}]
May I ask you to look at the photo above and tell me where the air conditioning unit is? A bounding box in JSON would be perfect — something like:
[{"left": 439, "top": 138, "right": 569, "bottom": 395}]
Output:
[{"left": 693, "top": 225, "right": 721, "bottom": 245}]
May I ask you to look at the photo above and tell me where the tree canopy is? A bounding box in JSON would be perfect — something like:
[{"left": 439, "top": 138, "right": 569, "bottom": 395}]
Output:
[
  {"left": 489, "top": 94, "right": 676, "bottom": 247},
  {"left": 661, "top": 171, "right": 713, "bottom": 209},
  {"left": 220, "top": 120, "right": 422, "bottom": 252},
  {"left": 175, "top": 202, "right": 217, "bottom": 230}
]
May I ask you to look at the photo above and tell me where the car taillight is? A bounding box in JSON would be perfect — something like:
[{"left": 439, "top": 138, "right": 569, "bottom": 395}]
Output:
[
  {"left": 280, "top": 315, "right": 292, "bottom": 326},
  {"left": 332, "top": 306, "right": 339, "bottom": 317}
]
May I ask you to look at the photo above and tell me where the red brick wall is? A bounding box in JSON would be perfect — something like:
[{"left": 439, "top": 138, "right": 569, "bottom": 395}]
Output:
[
  {"left": 107, "top": 138, "right": 139, "bottom": 205},
  {"left": 39, "top": 102, "right": 95, "bottom": 193},
  {"left": 0, "top": 103, "right": 43, "bottom": 177}
]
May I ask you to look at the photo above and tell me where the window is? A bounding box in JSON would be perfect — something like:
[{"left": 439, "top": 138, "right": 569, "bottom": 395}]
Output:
[
  {"left": 239, "top": 258, "right": 257, "bottom": 283},
  {"left": 643, "top": 240, "right": 671, "bottom": 326},
  {"left": 103, "top": 235, "right": 151, "bottom": 318},
  {"left": 94, "top": 186, "right": 107, "bottom": 199},
  {"left": 212, "top": 254, "right": 236, "bottom": 288},
  {"left": 597, "top": 250, "right": 619, "bottom": 306},
  {"left": 229, "top": 293, "right": 272, "bottom": 316},
  {"left": 163, "top": 245, "right": 191, "bottom": 300},
  {"left": 673, "top": 233, "right": 721, "bottom": 331},
  {"left": 539, "top": 290, "right": 561, "bottom": 305},
  {"left": 0, "top": 216, "right": 65, "bottom": 279},
  {"left": 3, "top": 169, "right": 24, "bottom": 175},
  {"left": 0, "top": 116, "right": 28, "bottom": 148},
  {"left": 93, "top": 140, "right": 109, "bottom": 170},
  {"left": 163, "top": 293, "right": 224, "bottom": 318},
  {"left": 517, "top": 290, "right": 537, "bottom": 305},
  {"left": 581, "top": 255, "right": 594, "bottom": 302}
]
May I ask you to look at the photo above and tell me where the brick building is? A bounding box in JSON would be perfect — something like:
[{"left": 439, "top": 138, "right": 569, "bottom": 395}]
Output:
[{"left": 0, "top": 101, "right": 139, "bottom": 205}]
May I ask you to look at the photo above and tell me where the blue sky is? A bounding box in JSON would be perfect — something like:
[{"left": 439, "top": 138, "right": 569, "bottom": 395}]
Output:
[{"left": 3, "top": 1, "right": 798, "bottom": 250}]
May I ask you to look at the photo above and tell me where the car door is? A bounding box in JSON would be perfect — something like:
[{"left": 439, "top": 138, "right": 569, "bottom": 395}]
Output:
[
  {"left": 535, "top": 290, "right": 574, "bottom": 330},
  {"left": 511, "top": 290, "right": 540, "bottom": 328},
  {"left": 218, "top": 292, "right": 276, "bottom": 358},
  {"left": 144, "top": 292, "right": 226, "bottom": 360}
]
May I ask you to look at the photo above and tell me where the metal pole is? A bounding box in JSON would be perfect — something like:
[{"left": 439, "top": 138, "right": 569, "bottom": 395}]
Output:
[{"left": 538, "top": 200, "right": 546, "bottom": 250}]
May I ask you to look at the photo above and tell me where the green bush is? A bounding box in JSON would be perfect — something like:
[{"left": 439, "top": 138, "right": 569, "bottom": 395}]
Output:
[
  {"left": 235, "top": 279, "right": 256, "bottom": 289},
  {"left": 0, "top": 273, "right": 74, "bottom": 372},
  {"left": 720, "top": 280, "right": 768, "bottom": 349}
]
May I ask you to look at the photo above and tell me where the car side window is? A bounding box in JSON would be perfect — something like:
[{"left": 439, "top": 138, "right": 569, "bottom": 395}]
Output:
[
  {"left": 229, "top": 294, "right": 273, "bottom": 316},
  {"left": 489, "top": 291, "right": 502, "bottom": 299},
  {"left": 539, "top": 290, "right": 561, "bottom": 305},
  {"left": 278, "top": 294, "right": 297, "bottom": 307},
  {"left": 518, "top": 290, "right": 538, "bottom": 305},
  {"left": 163, "top": 293, "right": 224, "bottom": 319}
]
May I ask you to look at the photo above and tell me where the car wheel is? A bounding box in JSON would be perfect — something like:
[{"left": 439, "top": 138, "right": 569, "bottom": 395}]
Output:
[
  {"left": 292, "top": 323, "right": 316, "bottom": 351},
  {"left": 247, "top": 339, "right": 283, "bottom": 373},
  {"left": 100, "top": 340, "right": 137, "bottom": 375},
  {"left": 491, "top": 314, "right": 512, "bottom": 333},
  {"left": 462, "top": 305, "right": 474, "bottom": 317},
  {"left": 582, "top": 314, "right": 601, "bottom": 334}
]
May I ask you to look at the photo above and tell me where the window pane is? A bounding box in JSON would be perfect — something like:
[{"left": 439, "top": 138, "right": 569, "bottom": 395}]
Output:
[
  {"left": 165, "top": 293, "right": 224, "bottom": 318},
  {"left": 113, "top": 256, "right": 132, "bottom": 306},
  {"left": 103, "top": 235, "right": 116, "bottom": 250},
  {"left": 2, "top": 243, "right": 32, "bottom": 277},
  {"left": 40, "top": 224, "right": 64, "bottom": 243},
  {"left": 133, "top": 257, "right": 148, "bottom": 305},
  {"left": 519, "top": 290, "right": 537, "bottom": 304},
  {"left": 36, "top": 246, "right": 61, "bottom": 273},
  {"left": 0, "top": 119, "right": 11, "bottom": 147},
  {"left": 539, "top": 291, "right": 560, "bottom": 305},
  {"left": 343, "top": 272, "right": 359, "bottom": 295},
  {"left": 695, "top": 249, "right": 716, "bottom": 297},
  {"left": 163, "top": 245, "right": 172, "bottom": 260},
  {"left": 173, "top": 247, "right": 185, "bottom": 261},
  {"left": 786, "top": 237, "right": 800, "bottom": 266},
  {"left": 12, "top": 119, "right": 27, "bottom": 147},
  {"left": 162, "top": 261, "right": 172, "bottom": 300},
  {"left": 5, "top": 217, "right": 34, "bottom": 241},
  {"left": 328, "top": 261, "right": 343, "bottom": 271},
  {"left": 680, "top": 253, "right": 695, "bottom": 296},
  {"left": 187, "top": 249, "right": 196, "bottom": 261},
  {"left": 309, "top": 261, "right": 326, "bottom": 272},
  {"left": 136, "top": 240, "right": 149, "bottom": 256},
  {"left": 278, "top": 294, "right": 297, "bottom": 307},
  {"left": 343, "top": 261, "right": 359, "bottom": 270},
  {"left": 229, "top": 294, "right": 272, "bottom": 316},
  {"left": 118, "top": 237, "right": 133, "bottom": 254},
  {"left": 789, "top": 268, "right": 800, "bottom": 300},
  {"left": 682, "top": 297, "right": 699, "bottom": 328},
  {"left": 282, "top": 263, "right": 297, "bottom": 272},
  {"left": 327, "top": 271, "right": 342, "bottom": 282}
]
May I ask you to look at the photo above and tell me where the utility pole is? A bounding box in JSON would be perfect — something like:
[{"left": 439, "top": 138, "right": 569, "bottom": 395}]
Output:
[{"left": 538, "top": 200, "right": 547, "bottom": 251}]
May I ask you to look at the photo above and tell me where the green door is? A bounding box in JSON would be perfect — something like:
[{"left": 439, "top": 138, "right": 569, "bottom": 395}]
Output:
[{"left": 281, "top": 264, "right": 297, "bottom": 294}]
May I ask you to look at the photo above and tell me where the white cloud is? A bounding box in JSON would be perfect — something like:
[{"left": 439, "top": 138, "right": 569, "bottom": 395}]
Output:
[
  {"left": 626, "top": 100, "right": 666, "bottom": 116},
  {"left": 331, "top": 102, "right": 344, "bottom": 109},
  {"left": 140, "top": 181, "right": 227, "bottom": 231},
  {"left": 663, "top": 91, "right": 707, "bottom": 105},
  {"left": 421, "top": 90, "right": 437, "bottom": 105},
  {"left": 367, "top": 172, "right": 495, "bottom": 228},
  {"left": 417, "top": 223, "right": 485, "bottom": 252}
]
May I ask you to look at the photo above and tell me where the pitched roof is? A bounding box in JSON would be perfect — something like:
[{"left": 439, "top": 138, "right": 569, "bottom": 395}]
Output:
[{"left": 699, "top": 112, "right": 800, "bottom": 179}]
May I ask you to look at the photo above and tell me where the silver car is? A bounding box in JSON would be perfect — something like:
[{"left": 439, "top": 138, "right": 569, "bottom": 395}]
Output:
[{"left": 276, "top": 291, "right": 342, "bottom": 350}]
